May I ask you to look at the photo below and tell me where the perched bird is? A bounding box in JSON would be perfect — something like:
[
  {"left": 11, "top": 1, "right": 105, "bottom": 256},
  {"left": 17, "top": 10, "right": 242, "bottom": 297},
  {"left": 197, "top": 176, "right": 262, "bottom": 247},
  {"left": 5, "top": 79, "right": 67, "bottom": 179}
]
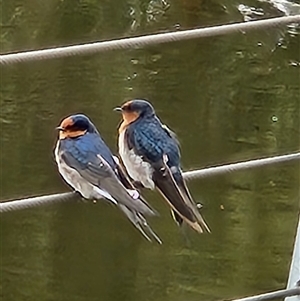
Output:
[
  {"left": 114, "top": 100, "right": 210, "bottom": 233},
  {"left": 54, "top": 114, "right": 161, "bottom": 243}
]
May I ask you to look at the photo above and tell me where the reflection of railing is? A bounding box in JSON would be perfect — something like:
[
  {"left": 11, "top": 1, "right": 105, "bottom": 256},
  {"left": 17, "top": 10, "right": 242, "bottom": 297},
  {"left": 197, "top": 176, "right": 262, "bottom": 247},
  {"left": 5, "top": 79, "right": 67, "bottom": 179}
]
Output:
[
  {"left": 1, "top": 152, "right": 299, "bottom": 212},
  {"left": 1, "top": 15, "right": 299, "bottom": 65}
]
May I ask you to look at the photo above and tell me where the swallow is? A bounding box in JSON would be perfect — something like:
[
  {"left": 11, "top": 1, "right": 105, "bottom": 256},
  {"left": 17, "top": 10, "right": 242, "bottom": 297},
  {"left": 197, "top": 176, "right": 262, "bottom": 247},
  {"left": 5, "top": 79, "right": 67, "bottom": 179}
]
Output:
[
  {"left": 54, "top": 114, "right": 162, "bottom": 243},
  {"left": 114, "top": 100, "right": 210, "bottom": 234}
]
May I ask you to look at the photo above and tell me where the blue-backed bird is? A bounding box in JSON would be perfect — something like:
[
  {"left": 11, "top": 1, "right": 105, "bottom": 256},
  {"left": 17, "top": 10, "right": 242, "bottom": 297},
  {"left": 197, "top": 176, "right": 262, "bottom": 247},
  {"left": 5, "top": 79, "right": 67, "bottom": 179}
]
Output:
[
  {"left": 54, "top": 114, "right": 162, "bottom": 243},
  {"left": 114, "top": 100, "right": 210, "bottom": 233}
]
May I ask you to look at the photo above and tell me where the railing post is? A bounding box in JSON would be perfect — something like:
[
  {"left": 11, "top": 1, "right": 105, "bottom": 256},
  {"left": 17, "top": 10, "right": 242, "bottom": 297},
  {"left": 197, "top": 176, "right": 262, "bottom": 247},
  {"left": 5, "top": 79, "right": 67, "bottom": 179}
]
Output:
[{"left": 285, "top": 213, "right": 300, "bottom": 301}]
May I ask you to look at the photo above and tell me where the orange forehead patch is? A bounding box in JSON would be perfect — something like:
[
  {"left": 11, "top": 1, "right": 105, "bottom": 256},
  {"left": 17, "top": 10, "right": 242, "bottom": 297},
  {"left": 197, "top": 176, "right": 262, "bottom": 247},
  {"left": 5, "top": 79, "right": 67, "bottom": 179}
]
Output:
[
  {"left": 60, "top": 117, "right": 74, "bottom": 129},
  {"left": 121, "top": 100, "right": 133, "bottom": 110}
]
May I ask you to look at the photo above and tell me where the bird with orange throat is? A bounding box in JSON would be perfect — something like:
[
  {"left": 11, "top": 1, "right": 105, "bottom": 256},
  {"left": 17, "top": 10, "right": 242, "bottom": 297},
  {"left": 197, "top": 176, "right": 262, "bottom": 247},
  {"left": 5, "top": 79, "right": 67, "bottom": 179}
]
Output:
[
  {"left": 54, "top": 113, "right": 162, "bottom": 243},
  {"left": 114, "top": 100, "right": 210, "bottom": 234}
]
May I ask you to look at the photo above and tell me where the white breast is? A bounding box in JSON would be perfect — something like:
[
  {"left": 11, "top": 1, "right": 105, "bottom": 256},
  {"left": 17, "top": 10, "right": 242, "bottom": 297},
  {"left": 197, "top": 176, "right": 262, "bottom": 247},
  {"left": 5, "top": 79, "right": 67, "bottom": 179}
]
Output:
[
  {"left": 118, "top": 131, "right": 155, "bottom": 190},
  {"left": 54, "top": 142, "right": 116, "bottom": 204}
]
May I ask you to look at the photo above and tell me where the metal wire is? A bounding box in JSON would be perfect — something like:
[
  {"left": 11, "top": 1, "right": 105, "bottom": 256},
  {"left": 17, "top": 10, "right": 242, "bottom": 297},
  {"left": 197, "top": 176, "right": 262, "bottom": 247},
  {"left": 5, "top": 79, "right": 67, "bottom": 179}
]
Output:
[
  {"left": 183, "top": 152, "right": 300, "bottom": 181},
  {"left": 1, "top": 15, "right": 299, "bottom": 65},
  {"left": 231, "top": 287, "right": 300, "bottom": 301},
  {"left": 1, "top": 152, "right": 299, "bottom": 213},
  {"left": 0, "top": 192, "right": 76, "bottom": 213}
]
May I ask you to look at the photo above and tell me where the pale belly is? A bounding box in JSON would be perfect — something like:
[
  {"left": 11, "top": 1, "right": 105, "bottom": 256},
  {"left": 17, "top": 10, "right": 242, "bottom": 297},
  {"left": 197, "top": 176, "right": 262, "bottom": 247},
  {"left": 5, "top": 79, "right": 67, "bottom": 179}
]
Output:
[
  {"left": 118, "top": 131, "right": 155, "bottom": 190},
  {"left": 54, "top": 142, "right": 116, "bottom": 203}
]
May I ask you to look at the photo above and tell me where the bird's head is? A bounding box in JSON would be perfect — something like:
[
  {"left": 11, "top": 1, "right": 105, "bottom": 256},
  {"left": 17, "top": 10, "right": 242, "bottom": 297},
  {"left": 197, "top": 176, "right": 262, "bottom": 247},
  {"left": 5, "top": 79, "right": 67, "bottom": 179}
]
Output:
[
  {"left": 114, "top": 99, "right": 155, "bottom": 125},
  {"left": 56, "top": 114, "right": 97, "bottom": 139}
]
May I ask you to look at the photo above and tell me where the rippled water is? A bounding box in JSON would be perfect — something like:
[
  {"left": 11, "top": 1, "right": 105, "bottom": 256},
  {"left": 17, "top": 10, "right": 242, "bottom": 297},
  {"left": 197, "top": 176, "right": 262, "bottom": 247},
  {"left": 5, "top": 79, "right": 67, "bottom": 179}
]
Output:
[{"left": 1, "top": 1, "right": 299, "bottom": 301}]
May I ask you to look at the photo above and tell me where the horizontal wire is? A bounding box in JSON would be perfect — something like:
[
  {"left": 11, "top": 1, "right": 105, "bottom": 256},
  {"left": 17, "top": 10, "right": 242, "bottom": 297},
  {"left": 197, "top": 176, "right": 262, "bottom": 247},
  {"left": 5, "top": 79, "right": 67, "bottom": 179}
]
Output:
[
  {"left": 183, "top": 152, "right": 300, "bottom": 180},
  {"left": 1, "top": 15, "right": 299, "bottom": 65},
  {"left": 1, "top": 152, "right": 299, "bottom": 213},
  {"left": 230, "top": 286, "right": 300, "bottom": 301},
  {"left": 0, "top": 192, "right": 76, "bottom": 213}
]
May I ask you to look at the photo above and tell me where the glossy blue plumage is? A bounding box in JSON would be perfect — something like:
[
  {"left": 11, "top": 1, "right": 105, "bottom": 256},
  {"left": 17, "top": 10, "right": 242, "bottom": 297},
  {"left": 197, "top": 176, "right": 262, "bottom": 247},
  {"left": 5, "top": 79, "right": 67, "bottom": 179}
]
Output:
[
  {"left": 55, "top": 114, "right": 162, "bottom": 242},
  {"left": 117, "top": 100, "right": 210, "bottom": 233},
  {"left": 126, "top": 116, "right": 180, "bottom": 169},
  {"left": 59, "top": 132, "right": 116, "bottom": 173}
]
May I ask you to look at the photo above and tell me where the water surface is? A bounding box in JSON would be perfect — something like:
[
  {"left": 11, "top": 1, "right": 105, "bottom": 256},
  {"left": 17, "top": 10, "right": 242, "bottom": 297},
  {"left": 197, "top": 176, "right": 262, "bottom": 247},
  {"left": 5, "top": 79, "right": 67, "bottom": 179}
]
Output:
[{"left": 1, "top": 1, "right": 299, "bottom": 300}]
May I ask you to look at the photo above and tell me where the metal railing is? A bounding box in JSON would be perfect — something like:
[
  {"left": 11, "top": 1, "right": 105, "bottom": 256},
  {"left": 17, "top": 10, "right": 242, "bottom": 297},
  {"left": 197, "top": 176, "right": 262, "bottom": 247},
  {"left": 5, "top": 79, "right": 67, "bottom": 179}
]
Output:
[
  {"left": 1, "top": 152, "right": 299, "bottom": 213},
  {"left": 1, "top": 13, "right": 299, "bottom": 300},
  {"left": 285, "top": 213, "right": 300, "bottom": 301},
  {"left": 1, "top": 15, "right": 299, "bottom": 65},
  {"left": 231, "top": 286, "right": 300, "bottom": 301}
]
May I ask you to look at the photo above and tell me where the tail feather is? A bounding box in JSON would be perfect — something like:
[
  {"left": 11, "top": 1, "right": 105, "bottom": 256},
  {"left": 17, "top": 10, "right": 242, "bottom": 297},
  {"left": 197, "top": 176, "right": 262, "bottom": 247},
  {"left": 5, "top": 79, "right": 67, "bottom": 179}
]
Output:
[
  {"left": 156, "top": 184, "right": 203, "bottom": 233},
  {"left": 153, "top": 158, "right": 210, "bottom": 234},
  {"left": 153, "top": 167, "right": 203, "bottom": 233},
  {"left": 96, "top": 155, "right": 155, "bottom": 217},
  {"left": 171, "top": 209, "right": 183, "bottom": 226},
  {"left": 176, "top": 177, "right": 211, "bottom": 233},
  {"left": 137, "top": 212, "right": 162, "bottom": 244},
  {"left": 119, "top": 204, "right": 162, "bottom": 244},
  {"left": 114, "top": 157, "right": 162, "bottom": 243}
]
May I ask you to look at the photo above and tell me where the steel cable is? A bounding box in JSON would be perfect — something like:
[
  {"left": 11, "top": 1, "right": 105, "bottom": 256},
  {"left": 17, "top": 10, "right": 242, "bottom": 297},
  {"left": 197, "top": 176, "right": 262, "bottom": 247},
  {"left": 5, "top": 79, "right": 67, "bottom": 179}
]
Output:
[
  {"left": 1, "top": 152, "right": 299, "bottom": 213},
  {"left": 0, "top": 192, "right": 76, "bottom": 213},
  {"left": 231, "top": 286, "right": 300, "bottom": 301},
  {"left": 183, "top": 152, "right": 300, "bottom": 181},
  {"left": 1, "top": 15, "right": 299, "bottom": 65}
]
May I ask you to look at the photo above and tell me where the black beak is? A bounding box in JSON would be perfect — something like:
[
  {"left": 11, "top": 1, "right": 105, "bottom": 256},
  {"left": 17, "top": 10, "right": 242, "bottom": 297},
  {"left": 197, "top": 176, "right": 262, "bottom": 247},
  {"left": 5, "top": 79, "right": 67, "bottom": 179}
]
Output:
[
  {"left": 55, "top": 126, "right": 65, "bottom": 131},
  {"left": 113, "top": 107, "right": 122, "bottom": 112}
]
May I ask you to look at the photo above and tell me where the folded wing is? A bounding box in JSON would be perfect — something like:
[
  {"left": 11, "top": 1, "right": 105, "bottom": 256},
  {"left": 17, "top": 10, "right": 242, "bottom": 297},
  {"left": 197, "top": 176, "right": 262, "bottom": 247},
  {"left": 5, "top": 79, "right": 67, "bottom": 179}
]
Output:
[{"left": 61, "top": 138, "right": 155, "bottom": 217}]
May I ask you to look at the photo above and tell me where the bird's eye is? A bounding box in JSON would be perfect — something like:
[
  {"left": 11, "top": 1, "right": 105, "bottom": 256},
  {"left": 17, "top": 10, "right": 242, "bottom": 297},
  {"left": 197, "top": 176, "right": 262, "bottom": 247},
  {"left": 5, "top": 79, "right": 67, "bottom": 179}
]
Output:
[{"left": 122, "top": 103, "right": 132, "bottom": 112}]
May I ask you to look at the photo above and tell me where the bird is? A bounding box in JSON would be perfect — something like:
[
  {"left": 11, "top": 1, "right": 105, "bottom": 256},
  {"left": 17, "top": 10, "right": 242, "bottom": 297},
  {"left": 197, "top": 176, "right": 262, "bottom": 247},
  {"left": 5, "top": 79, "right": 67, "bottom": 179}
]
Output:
[
  {"left": 54, "top": 113, "right": 162, "bottom": 243},
  {"left": 114, "top": 99, "right": 210, "bottom": 234}
]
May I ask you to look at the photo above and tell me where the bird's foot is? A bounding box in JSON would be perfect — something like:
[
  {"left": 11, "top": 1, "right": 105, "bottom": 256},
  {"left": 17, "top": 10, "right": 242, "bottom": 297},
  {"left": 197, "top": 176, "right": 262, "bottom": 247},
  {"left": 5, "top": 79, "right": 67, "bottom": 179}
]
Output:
[
  {"left": 127, "top": 189, "right": 140, "bottom": 200},
  {"left": 196, "top": 202, "right": 203, "bottom": 209}
]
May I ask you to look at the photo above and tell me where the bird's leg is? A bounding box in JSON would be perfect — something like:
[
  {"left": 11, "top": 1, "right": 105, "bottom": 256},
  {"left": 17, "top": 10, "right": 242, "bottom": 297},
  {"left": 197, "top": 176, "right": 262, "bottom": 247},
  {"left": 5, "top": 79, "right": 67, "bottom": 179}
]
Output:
[
  {"left": 127, "top": 189, "right": 140, "bottom": 200},
  {"left": 196, "top": 202, "right": 203, "bottom": 209}
]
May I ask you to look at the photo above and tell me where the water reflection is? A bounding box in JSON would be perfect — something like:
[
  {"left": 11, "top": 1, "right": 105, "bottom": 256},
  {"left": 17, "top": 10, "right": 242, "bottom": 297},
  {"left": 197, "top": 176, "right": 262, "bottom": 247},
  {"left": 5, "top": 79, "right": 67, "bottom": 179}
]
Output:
[{"left": 1, "top": 0, "right": 299, "bottom": 301}]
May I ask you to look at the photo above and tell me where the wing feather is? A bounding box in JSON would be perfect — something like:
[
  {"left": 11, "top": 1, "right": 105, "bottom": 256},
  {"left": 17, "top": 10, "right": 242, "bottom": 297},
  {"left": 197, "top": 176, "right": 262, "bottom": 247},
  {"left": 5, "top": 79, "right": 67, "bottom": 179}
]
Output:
[{"left": 60, "top": 138, "right": 155, "bottom": 216}]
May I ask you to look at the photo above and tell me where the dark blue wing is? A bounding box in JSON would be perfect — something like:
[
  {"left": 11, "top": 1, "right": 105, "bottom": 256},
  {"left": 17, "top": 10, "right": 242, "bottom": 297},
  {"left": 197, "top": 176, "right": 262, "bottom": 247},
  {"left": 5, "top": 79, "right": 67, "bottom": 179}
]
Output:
[
  {"left": 126, "top": 116, "right": 180, "bottom": 168},
  {"left": 59, "top": 133, "right": 158, "bottom": 215},
  {"left": 59, "top": 133, "right": 117, "bottom": 184}
]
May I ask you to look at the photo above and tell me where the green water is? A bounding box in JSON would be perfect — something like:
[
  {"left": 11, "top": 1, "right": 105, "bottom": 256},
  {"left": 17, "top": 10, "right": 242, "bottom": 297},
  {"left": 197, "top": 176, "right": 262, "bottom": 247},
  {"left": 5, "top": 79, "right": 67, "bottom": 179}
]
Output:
[{"left": 1, "top": 1, "right": 299, "bottom": 300}]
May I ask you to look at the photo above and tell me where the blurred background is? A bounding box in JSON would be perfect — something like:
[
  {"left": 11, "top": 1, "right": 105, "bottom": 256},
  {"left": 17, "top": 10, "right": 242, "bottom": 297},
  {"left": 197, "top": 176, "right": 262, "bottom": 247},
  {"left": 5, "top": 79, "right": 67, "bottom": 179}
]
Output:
[{"left": 1, "top": 0, "right": 299, "bottom": 300}]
